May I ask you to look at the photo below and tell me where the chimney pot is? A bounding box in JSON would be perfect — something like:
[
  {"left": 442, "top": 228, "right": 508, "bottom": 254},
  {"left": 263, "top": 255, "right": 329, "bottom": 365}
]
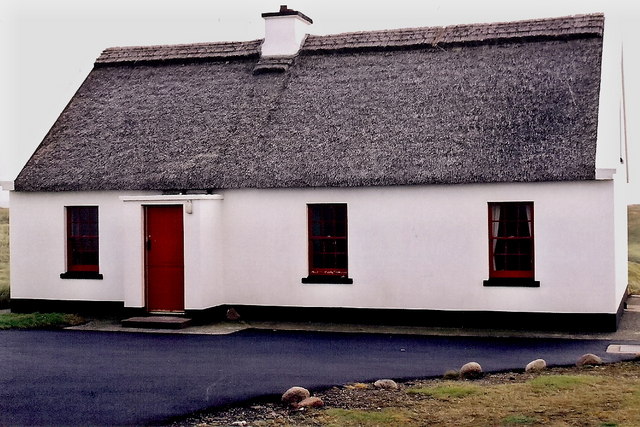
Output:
[{"left": 260, "top": 6, "right": 312, "bottom": 57}]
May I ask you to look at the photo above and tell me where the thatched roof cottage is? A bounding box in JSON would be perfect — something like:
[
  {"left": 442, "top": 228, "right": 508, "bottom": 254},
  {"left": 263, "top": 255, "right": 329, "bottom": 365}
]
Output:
[{"left": 9, "top": 7, "right": 628, "bottom": 330}]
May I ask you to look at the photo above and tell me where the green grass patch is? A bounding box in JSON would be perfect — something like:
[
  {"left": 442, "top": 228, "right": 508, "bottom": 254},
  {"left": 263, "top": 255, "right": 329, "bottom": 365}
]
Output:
[
  {"left": 630, "top": 262, "right": 640, "bottom": 295},
  {"left": 0, "top": 312, "right": 85, "bottom": 330},
  {"left": 0, "top": 284, "right": 8, "bottom": 309},
  {"left": 407, "top": 382, "right": 481, "bottom": 399},
  {"left": 629, "top": 206, "right": 640, "bottom": 294},
  {"left": 528, "top": 374, "right": 602, "bottom": 391},
  {"left": 502, "top": 414, "right": 538, "bottom": 425},
  {"left": 320, "top": 408, "right": 411, "bottom": 426},
  {"left": 630, "top": 205, "right": 640, "bottom": 263}
]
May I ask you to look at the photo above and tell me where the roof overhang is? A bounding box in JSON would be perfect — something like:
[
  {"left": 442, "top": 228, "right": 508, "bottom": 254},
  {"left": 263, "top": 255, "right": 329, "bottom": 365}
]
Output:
[
  {"left": 0, "top": 181, "right": 14, "bottom": 191},
  {"left": 595, "top": 168, "right": 616, "bottom": 180}
]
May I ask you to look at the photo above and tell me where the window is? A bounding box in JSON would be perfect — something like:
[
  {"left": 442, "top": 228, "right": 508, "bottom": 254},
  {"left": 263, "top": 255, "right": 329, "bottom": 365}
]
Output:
[
  {"left": 60, "top": 206, "right": 102, "bottom": 279},
  {"left": 485, "top": 202, "right": 538, "bottom": 286},
  {"left": 302, "top": 203, "right": 352, "bottom": 284}
]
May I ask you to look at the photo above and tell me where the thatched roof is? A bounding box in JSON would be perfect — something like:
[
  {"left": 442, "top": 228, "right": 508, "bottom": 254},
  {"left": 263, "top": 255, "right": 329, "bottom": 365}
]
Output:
[{"left": 15, "top": 13, "right": 604, "bottom": 192}]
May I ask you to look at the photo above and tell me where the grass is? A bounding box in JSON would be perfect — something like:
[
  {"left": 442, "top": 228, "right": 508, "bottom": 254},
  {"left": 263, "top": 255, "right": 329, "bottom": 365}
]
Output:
[
  {"left": 319, "top": 408, "right": 412, "bottom": 426},
  {"left": 501, "top": 414, "right": 539, "bottom": 425},
  {"left": 0, "top": 312, "right": 85, "bottom": 330},
  {"left": 527, "top": 374, "right": 603, "bottom": 390},
  {"left": 0, "top": 208, "right": 8, "bottom": 308},
  {"left": 407, "top": 382, "right": 481, "bottom": 399},
  {"left": 629, "top": 205, "right": 640, "bottom": 294},
  {"left": 308, "top": 363, "right": 640, "bottom": 427},
  {"left": 181, "top": 362, "right": 640, "bottom": 426}
]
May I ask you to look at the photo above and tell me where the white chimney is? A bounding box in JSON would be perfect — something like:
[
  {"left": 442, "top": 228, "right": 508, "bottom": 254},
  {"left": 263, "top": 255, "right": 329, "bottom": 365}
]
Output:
[{"left": 260, "top": 5, "right": 313, "bottom": 57}]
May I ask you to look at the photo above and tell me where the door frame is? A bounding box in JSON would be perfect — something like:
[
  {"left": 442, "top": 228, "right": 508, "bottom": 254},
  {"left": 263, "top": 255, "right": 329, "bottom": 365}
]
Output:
[{"left": 144, "top": 204, "right": 185, "bottom": 313}]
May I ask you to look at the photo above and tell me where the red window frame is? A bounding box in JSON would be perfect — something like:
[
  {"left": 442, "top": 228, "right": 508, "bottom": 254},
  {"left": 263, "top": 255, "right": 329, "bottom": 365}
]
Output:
[
  {"left": 488, "top": 202, "right": 534, "bottom": 279},
  {"left": 307, "top": 204, "right": 348, "bottom": 277},
  {"left": 66, "top": 206, "right": 99, "bottom": 273}
]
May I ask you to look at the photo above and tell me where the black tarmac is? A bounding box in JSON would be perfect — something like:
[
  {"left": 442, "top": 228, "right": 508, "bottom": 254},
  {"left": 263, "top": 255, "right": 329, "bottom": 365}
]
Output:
[{"left": 0, "top": 329, "right": 636, "bottom": 426}]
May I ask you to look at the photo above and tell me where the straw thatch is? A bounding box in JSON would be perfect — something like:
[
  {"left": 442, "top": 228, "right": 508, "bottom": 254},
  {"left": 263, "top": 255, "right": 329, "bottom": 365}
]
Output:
[{"left": 15, "top": 14, "right": 603, "bottom": 192}]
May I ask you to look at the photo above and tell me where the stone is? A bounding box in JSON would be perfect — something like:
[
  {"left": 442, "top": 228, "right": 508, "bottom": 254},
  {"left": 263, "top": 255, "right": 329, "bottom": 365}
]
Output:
[
  {"left": 576, "top": 353, "right": 603, "bottom": 367},
  {"left": 374, "top": 379, "right": 399, "bottom": 390},
  {"left": 525, "top": 359, "right": 547, "bottom": 372},
  {"left": 296, "top": 396, "right": 324, "bottom": 408},
  {"left": 459, "top": 362, "right": 483, "bottom": 379},
  {"left": 225, "top": 307, "right": 241, "bottom": 321},
  {"left": 281, "top": 386, "right": 310, "bottom": 406},
  {"left": 443, "top": 370, "right": 459, "bottom": 379}
]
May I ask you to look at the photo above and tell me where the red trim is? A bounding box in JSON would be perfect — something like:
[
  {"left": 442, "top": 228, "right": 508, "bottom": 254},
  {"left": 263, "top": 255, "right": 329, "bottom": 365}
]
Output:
[
  {"left": 144, "top": 205, "right": 185, "bottom": 313},
  {"left": 307, "top": 204, "right": 348, "bottom": 277},
  {"left": 68, "top": 264, "right": 99, "bottom": 273},
  {"left": 488, "top": 202, "right": 534, "bottom": 279},
  {"left": 66, "top": 206, "right": 99, "bottom": 273}
]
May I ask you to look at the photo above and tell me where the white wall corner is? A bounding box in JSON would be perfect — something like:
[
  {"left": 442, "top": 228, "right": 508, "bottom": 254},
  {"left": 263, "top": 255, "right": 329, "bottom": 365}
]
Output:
[
  {"left": 0, "top": 181, "right": 14, "bottom": 191},
  {"left": 595, "top": 15, "right": 624, "bottom": 172},
  {"left": 260, "top": 5, "right": 312, "bottom": 57},
  {"left": 596, "top": 168, "right": 616, "bottom": 180}
]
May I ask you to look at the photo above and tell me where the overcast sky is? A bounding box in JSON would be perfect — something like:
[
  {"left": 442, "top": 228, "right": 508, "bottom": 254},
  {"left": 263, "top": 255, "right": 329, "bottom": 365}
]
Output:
[{"left": 1, "top": 0, "right": 638, "bottom": 206}]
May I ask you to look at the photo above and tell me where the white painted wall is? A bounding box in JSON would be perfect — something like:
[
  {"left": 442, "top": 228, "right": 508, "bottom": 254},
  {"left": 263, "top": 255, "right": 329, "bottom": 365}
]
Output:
[
  {"left": 119, "top": 194, "right": 225, "bottom": 309},
  {"left": 218, "top": 181, "right": 619, "bottom": 314},
  {"left": 10, "top": 191, "right": 149, "bottom": 301},
  {"left": 10, "top": 180, "right": 622, "bottom": 315},
  {"left": 614, "top": 171, "right": 629, "bottom": 307}
]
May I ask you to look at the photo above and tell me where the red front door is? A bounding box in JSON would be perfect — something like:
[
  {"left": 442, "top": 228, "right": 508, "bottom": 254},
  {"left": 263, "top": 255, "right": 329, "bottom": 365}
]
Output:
[{"left": 145, "top": 206, "right": 185, "bottom": 312}]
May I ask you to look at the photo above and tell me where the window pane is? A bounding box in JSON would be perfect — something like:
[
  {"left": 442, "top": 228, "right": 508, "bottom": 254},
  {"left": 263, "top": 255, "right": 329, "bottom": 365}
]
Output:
[
  {"left": 67, "top": 207, "right": 99, "bottom": 272},
  {"left": 489, "top": 202, "right": 533, "bottom": 278},
  {"left": 308, "top": 204, "right": 348, "bottom": 275}
]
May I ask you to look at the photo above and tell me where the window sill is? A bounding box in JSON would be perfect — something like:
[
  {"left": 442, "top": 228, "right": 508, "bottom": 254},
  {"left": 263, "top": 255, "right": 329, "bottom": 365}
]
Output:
[
  {"left": 483, "top": 278, "right": 539, "bottom": 287},
  {"left": 60, "top": 272, "right": 104, "bottom": 280},
  {"left": 302, "top": 276, "right": 353, "bottom": 284}
]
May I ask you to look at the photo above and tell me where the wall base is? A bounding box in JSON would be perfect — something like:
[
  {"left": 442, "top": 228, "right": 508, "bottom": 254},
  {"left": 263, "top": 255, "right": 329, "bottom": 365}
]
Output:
[
  {"left": 10, "top": 299, "right": 143, "bottom": 318},
  {"left": 10, "top": 298, "right": 625, "bottom": 332},
  {"left": 218, "top": 305, "right": 621, "bottom": 332}
]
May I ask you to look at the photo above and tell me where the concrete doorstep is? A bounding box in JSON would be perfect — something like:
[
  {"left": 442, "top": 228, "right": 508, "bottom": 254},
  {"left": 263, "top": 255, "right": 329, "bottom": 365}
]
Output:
[
  {"left": 607, "top": 344, "right": 640, "bottom": 354},
  {"left": 121, "top": 316, "right": 192, "bottom": 329},
  {"left": 626, "top": 295, "right": 640, "bottom": 312}
]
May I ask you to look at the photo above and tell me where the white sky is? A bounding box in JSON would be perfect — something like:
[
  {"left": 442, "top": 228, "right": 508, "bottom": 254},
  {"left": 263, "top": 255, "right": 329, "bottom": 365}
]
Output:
[{"left": 0, "top": 0, "right": 639, "bottom": 206}]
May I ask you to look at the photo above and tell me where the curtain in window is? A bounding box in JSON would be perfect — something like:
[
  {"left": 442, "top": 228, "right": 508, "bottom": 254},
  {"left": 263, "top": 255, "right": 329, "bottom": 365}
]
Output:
[
  {"left": 525, "top": 203, "right": 532, "bottom": 236},
  {"left": 491, "top": 204, "right": 501, "bottom": 270}
]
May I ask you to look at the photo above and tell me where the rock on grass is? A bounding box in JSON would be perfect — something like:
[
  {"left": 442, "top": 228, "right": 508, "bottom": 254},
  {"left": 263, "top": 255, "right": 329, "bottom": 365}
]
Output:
[
  {"left": 281, "top": 387, "right": 310, "bottom": 407},
  {"left": 576, "top": 353, "right": 602, "bottom": 367},
  {"left": 525, "top": 359, "right": 547, "bottom": 372},
  {"left": 460, "top": 362, "right": 483, "bottom": 379}
]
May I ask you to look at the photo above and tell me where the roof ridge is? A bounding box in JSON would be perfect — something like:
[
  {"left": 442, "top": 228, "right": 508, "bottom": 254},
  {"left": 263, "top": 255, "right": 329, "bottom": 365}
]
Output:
[
  {"left": 303, "top": 13, "right": 604, "bottom": 52},
  {"left": 94, "top": 13, "right": 604, "bottom": 65},
  {"left": 96, "top": 39, "right": 262, "bottom": 64}
]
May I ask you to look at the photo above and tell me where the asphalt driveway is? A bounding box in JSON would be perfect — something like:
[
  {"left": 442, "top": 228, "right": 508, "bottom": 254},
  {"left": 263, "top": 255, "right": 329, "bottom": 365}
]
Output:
[{"left": 0, "top": 329, "right": 636, "bottom": 426}]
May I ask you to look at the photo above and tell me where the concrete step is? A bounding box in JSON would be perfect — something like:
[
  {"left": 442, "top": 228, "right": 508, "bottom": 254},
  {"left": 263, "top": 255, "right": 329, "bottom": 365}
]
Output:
[
  {"left": 626, "top": 295, "right": 640, "bottom": 312},
  {"left": 627, "top": 295, "right": 640, "bottom": 306},
  {"left": 121, "top": 316, "right": 192, "bottom": 329},
  {"left": 607, "top": 344, "right": 640, "bottom": 354}
]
